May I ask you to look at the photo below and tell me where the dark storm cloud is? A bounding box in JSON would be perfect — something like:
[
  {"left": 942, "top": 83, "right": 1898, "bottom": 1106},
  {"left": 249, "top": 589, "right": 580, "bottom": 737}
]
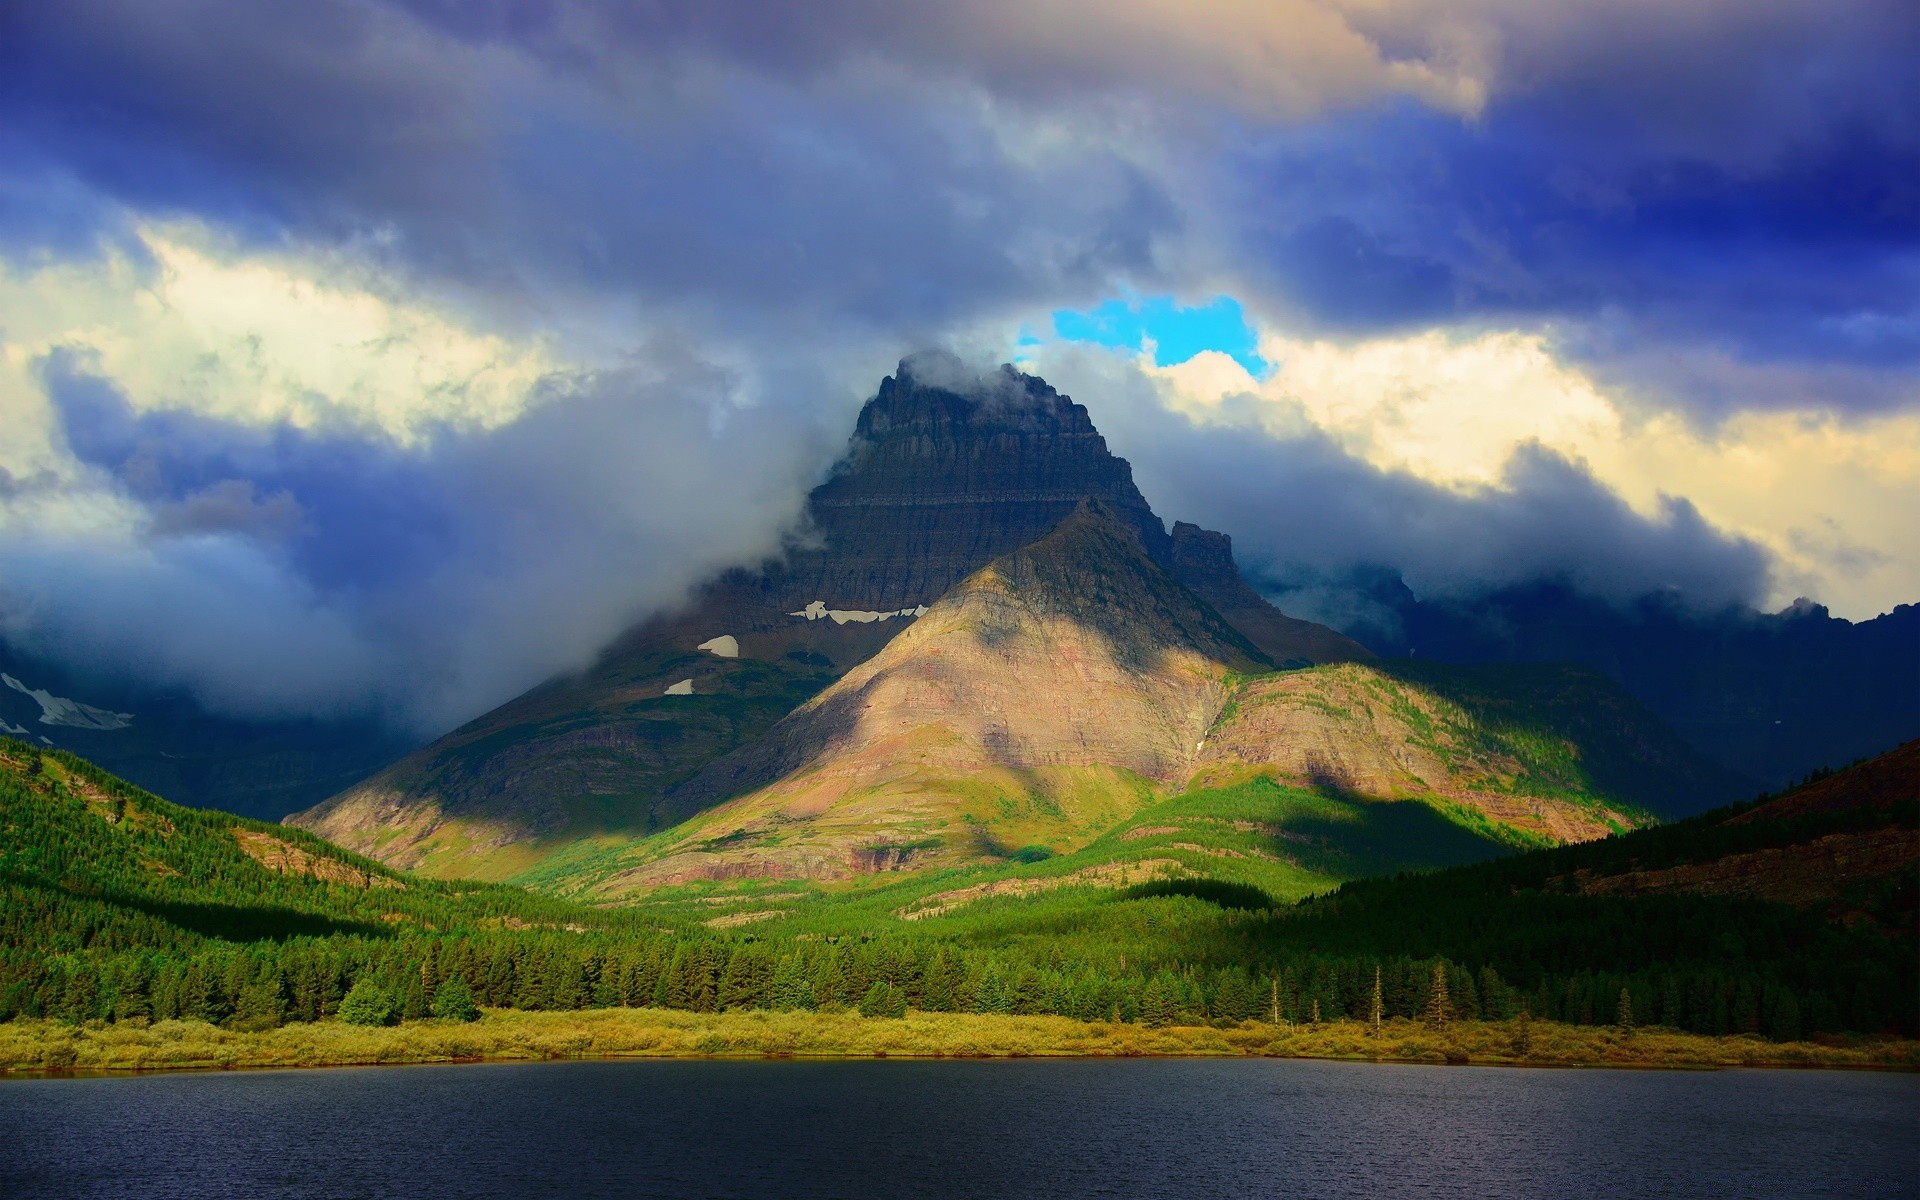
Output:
[
  {"left": 0, "top": 0, "right": 1187, "bottom": 330},
  {"left": 1226, "top": 2, "right": 1920, "bottom": 414},
  {"left": 1, "top": 0, "right": 1911, "bottom": 729},
  {"left": 5, "top": 0, "right": 1911, "bottom": 387}
]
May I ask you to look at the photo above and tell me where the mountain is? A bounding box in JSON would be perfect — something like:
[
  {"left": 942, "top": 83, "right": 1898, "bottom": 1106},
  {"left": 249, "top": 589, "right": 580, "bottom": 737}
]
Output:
[
  {"left": 1301, "top": 575, "right": 1919, "bottom": 788},
  {"left": 0, "top": 638, "right": 412, "bottom": 822},
  {"left": 291, "top": 358, "right": 1367, "bottom": 878},
  {"left": 509, "top": 502, "right": 1734, "bottom": 900}
]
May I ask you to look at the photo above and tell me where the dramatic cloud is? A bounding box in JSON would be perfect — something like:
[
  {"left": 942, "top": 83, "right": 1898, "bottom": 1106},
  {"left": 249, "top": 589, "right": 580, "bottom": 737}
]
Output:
[
  {"left": 0, "top": 0, "right": 1912, "bottom": 727},
  {"left": 0, "top": 334, "right": 842, "bottom": 731},
  {"left": 1027, "top": 342, "right": 1775, "bottom": 615}
]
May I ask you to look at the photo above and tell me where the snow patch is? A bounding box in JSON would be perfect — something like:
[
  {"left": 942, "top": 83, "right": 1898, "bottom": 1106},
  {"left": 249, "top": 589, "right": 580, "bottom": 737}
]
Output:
[
  {"left": 1, "top": 674, "right": 134, "bottom": 731},
  {"left": 789, "top": 600, "right": 929, "bottom": 625},
  {"left": 697, "top": 635, "right": 739, "bottom": 658},
  {"left": 664, "top": 679, "right": 695, "bottom": 696},
  {"left": 1, "top": 718, "right": 31, "bottom": 738}
]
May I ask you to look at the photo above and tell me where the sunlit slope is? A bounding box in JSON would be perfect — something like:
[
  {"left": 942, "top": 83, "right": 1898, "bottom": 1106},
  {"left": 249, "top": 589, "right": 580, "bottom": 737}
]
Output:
[
  {"left": 515, "top": 506, "right": 1732, "bottom": 902},
  {"left": 1197, "top": 660, "right": 1743, "bottom": 842},
  {"left": 0, "top": 737, "right": 616, "bottom": 955},
  {"left": 531, "top": 499, "right": 1267, "bottom": 895}
]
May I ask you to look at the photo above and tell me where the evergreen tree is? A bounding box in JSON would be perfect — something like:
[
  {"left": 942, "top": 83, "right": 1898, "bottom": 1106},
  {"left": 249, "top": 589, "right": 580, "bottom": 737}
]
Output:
[
  {"left": 858, "top": 981, "right": 907, "bottom": 1019},
  {"left": 1369, "top": 965, "right": 1384, "bottom": 1037},
  {"left": 1617, "top": 986, "right": 1635, "bottom": 1035},
  {"left": 1424, "top": 961, "right": 1451, "bottom": 1031},
  {"left": 1140, "top": 976, "right": 1175, "bottom": 1028},
  {"left": 230, "top": 970, "right": 286, "bottom": 1032},
  {"left": 432, "top": 976, "right": 481, "bottom": 1022}
]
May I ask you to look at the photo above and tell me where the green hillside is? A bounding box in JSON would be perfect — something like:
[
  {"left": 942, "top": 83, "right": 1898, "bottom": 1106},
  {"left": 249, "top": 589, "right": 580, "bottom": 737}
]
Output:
[{"left": 3, "top": 736, "right": 1907, "bottom": 1042}]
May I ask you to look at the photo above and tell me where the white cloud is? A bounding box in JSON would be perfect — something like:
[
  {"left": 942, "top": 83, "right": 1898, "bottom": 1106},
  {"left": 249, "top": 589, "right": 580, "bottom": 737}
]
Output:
[
  {"left": 0, "top": 222, "right": 558, "bottom": 461},
  {"left": 1134, "top": 326, "right": 1920, "bottom": 619}
]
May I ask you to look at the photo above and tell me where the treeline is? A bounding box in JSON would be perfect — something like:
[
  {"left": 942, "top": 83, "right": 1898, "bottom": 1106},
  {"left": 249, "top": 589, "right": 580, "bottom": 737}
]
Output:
[{"left": 0, "top": 922, "right": 1864, "bottom": 1043}]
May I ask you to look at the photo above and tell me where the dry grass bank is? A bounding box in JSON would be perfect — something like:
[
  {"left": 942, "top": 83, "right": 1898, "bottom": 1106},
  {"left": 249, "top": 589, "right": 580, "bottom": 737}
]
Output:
[{"left": 3, "top": 1010, "right": 1913, "bottom": 1075}]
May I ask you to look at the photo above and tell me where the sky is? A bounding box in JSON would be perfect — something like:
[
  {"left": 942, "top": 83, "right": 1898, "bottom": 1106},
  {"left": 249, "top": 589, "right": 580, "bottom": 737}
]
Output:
[{"left": 0, "top": 0, "right": 1914, "bottom": 733}]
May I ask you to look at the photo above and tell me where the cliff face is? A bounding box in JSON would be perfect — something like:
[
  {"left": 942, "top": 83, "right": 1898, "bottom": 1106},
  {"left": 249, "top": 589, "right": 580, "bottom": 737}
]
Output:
[{"left": 770, "top": 358, "right": 1173, "bottom": 612}]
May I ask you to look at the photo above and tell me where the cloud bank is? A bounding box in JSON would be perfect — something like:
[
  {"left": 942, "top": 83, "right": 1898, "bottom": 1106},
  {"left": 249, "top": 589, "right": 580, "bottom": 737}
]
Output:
[{"left": 0, "top": 0, "right": 1912, "bottom": 730}]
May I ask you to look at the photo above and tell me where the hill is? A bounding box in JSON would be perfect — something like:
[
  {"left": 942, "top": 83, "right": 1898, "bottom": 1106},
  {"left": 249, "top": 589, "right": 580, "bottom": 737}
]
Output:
[
  {"left": 0, "top": 735, "right": 654, "bottom": 1024},
  {"left": 1247, "top": 740, "right": 1918, "bottom": 1035},
  {"left": 3, "top": 738, "right": 1907, "bottom": 1046}
]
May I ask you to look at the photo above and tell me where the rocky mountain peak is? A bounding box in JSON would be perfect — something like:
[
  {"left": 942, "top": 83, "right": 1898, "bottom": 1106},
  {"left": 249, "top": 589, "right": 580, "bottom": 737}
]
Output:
[{"left": 784, "top": 357, "right": 1172, "bottom": 610}]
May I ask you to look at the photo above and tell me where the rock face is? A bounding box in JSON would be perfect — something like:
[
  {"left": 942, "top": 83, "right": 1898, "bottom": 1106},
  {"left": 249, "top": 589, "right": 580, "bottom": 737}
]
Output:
[
  {"left": 1168, "top": 522, "right": 1372, "bottom": 668},
  {"left": 777, "top": 353, "right": 1174, "bottom": 610},
  {"left": 290, "top": 358, "right": 1365, "bottom": 877}
]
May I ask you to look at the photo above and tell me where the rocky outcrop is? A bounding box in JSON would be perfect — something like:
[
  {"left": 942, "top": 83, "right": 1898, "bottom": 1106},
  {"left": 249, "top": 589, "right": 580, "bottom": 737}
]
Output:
[{"left": 767, "top": 353, "right": 1173, "bottom": 612}]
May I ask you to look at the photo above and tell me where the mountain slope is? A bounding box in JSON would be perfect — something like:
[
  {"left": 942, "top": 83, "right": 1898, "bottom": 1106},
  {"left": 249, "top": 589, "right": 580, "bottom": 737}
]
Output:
[
  {"left": 0, "top": 737, "right": 618, "bottom": 957},
  {"left": 525, "top": 504, "right": 1728, "bottom": 900},
  {"left": 1195, "top": 661, "right": 1738, "bottom": 843},
  {"left": 587, "top": 499, "right": 1269, "bottom": 890},
  {"left": 292, "top": 358, "right": 1363, "bottom": 877}
]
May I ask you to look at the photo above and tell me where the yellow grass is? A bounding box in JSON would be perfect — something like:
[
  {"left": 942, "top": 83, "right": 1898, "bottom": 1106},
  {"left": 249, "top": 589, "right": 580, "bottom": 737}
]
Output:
[{"left": 2, "top": 1011, "right": 1915, "bottom": 1074}]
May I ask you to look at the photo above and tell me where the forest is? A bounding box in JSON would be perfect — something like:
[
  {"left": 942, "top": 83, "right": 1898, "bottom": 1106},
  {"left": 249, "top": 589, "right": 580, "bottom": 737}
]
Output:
[{"left": 2, "top": 737, "right": 1912, "bottom": 1044}]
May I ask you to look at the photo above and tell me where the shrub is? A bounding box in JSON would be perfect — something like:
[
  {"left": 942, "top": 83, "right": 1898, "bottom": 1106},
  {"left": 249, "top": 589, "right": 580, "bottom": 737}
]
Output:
[
  {"left": 337, "top": 979, "right": 397, "bottom": 1027},
  {"left": 432, "top": 976, "right": 481, "bottom": 1023}
]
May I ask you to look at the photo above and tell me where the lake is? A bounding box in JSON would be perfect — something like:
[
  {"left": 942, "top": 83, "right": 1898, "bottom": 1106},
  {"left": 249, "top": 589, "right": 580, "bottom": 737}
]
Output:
[{"left": 2, "top": 1059, "right": 1915, "bottom": 1199}]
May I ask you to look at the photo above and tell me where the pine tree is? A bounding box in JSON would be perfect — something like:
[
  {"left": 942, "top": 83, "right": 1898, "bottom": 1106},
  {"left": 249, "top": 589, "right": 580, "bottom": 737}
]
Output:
[
  {"left": 858, "top": 981, "right": 907, "bottom": 1019},
  {"left": 1512, "top": 1007, "right": 1533, "bottom": 1056},
  {"left": 1369, "top": 965, "right": 1384, "bottom": 1037},
  {"left": 1141, "top": 976, "right": 1175, "bottom": 1028},
  {"left": 1270, "top": 978, "right": 1280, "bottom": 1026},
  {"left": 1617, "top": 986, "right": 1635, "bottom": 1035},
  {"left": 1424, "top": 961, "right": 1451, "bottom": 1031}
]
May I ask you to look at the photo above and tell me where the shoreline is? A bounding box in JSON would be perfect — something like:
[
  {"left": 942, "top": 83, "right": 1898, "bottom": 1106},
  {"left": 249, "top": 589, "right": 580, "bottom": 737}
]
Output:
[{"left": 5, "top": 1009, "right": 1915, "bottom": 1077}]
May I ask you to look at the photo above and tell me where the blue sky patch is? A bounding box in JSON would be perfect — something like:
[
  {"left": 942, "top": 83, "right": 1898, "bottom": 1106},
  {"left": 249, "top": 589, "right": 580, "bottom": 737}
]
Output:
[{"left": 1051, "top": 294, "right": 1267, "bottom": 375}]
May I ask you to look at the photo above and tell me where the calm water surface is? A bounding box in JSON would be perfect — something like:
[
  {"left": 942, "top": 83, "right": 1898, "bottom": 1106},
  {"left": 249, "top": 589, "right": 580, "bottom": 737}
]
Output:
[{"left": 2, "top": 1058, "right": 1915, "bottom": 1199}]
